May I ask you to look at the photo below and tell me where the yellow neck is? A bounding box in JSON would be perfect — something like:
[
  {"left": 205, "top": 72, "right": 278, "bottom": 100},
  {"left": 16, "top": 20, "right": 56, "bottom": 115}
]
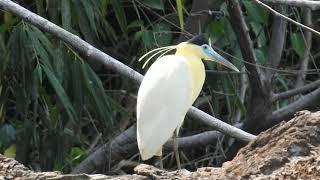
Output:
[{"left": 175, "top": 44, "right": 205, "bottom": 103}]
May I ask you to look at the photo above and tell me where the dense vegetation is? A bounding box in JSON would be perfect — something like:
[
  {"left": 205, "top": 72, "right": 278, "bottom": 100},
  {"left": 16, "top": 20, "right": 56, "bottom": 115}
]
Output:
[{"left": 0, "top": 0, "right": 319, "bottom": 174}]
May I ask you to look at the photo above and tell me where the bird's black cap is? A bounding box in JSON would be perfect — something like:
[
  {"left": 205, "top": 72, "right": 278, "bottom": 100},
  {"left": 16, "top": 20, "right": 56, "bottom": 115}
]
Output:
[{"left": 188, "top": 34, "right": 209, "bottom": 46}]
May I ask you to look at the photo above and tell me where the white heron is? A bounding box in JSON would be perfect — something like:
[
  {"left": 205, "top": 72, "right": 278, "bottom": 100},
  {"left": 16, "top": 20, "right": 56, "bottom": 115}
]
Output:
[{"left": 136, "top": 35, "right": 239, "bottom": 169}]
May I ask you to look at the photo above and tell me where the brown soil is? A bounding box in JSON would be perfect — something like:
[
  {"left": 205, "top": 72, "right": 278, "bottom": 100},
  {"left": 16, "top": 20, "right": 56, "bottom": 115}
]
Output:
[{"left": 1, "top": 110, "right": 319, "bottom": 179}]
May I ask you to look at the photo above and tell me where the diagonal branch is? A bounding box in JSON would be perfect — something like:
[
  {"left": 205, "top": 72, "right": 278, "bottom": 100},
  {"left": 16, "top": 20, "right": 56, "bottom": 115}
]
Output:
[
  {"left": 271, "top": 79, "right": 320, "bottom": 102},
  {"left": 261, "top": 0, "right": 320, "bottom": 10},
  {"left": 265, "top": 87, "right": 320, "bottom": 129},
  {"left": 227, "top": 0, "right": 270, "bottom": 130},
  {"left": 227, "top": 0, "right": 265, "bottom": 95},
  {"left": 253, "top": 0, "right": 320, "bottom": 37}
]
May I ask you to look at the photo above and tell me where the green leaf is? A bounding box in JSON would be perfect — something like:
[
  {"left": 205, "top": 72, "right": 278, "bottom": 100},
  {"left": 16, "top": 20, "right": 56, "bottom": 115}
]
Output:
[
  {"left": 128, "top": 20, "right": 144, "bottom": 29},
  {"left": 101, "top": 0, "right": 107, "bottom": 17},
  {"left": 290, "top": 32, "right": 305, "bottom": 57},
  {"left": 153, "top": 23, "right": 172, "bottom": 47},
  {"left": 276, "top": 74, "right": 289, "bottom": 91},
  {"left": 110, "top": 0, "right": 128, "bottom": 37},
  {"left": 42, "top": 65, "right": 76, "bottom": 123},
  {"left": 4, "top": 144, "right": 16, "bottom": 158},
  {"left": 208, "top": 20, "right": 225, "bottom": 43},
  {"left": 143, "top": 0, "right": 164, "bottom": 10},
  {"left": 250, "top": 22, "right": 266, "bottom": 48},
  {"left": 254, "top": 48, "right": 266, "bottom": 64},
  {"left": 101, "top": 20, "right": 118, "bottom": 42},
  {"left": 61, "top": 0, "right": 72, "bottom": 31},
  {"left": 79, "top": 0, "right": 97, "bottom": 35},
  {"left": 243, "top": 1, "right": 268, "bottom": 23},
  {"left": 141, "top": 30, "right": 153, "bottom": 49},
  {"left": 234, "top": 96, "right": 246, "bottom": 115},
  {"left": 69, "top": 147, "right": 84, "bottom": 161},
  {"left": 176, "top": 0, "right": 184, "bottom": 31}
]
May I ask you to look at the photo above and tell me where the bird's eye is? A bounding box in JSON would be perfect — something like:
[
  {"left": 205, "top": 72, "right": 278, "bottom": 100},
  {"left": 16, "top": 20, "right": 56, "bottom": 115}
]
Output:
[{"left": 202, "top": 45, "right": 208, "bottom": 49}]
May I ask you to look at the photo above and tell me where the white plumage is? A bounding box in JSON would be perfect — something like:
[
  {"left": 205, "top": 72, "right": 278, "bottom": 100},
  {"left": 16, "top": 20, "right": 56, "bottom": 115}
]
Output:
[
  {"left": 136, "top": 36, "right": 239, "bottom": 166},
  {"left": 137, "top": 55, "right": 194, "bottom": 160}
]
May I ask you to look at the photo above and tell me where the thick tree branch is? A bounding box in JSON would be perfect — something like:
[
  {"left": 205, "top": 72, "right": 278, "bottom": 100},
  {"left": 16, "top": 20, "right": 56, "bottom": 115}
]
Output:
[
  {"left": 164, "top": 130, "right": 222, "bottom": 150},
  {"left": 72, "top": 124, "right": 226, "bottom": 173},
  {"left": 265, "top": 87, "right": 320, "bottom": 128},
  {"left": 72, "top": 125, "right": 137, "bottom": 174},
  {"left": 261, "top": 0, "right": 320, "bottom": 10},
  {"left": 272, "top": 79, "right": 320, "bottom": 101},
  {"left": 227, "top": 0, "right": 264, "bottom": 93},
  {"left": 227, "top": 0, "right": 270, "bottom": 131}
]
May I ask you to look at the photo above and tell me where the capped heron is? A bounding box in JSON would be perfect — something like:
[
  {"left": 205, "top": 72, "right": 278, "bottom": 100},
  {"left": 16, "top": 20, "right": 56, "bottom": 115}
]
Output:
[{"left": 137, "top": 35, "right": 239, "bottom": 169}]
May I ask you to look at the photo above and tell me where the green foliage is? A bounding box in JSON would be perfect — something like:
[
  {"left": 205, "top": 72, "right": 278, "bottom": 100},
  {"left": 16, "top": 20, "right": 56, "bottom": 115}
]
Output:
[
  {"left": 0, "top": 0, "right": 126, "bottom": 170},
  {"left": 143, "top": 0, "right": 164, "bottom": 10},
  {"left": 243, "top": 0, "right": 269, "bottom": 23},
  {"left": 290, "top": 32, "right": 305, "bottom": 57},
  {"left": 109, "top": 0, "right": 128, "bottom": 38}
]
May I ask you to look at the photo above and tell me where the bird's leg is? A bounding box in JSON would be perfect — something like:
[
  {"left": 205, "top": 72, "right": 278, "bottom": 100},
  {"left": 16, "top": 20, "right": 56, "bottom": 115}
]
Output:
[
  {"left": 158, "top": 155, "right": 163, "bottom": 169},
  {"left": 173, "top": 130, "right": 181, "bottom": 169}
]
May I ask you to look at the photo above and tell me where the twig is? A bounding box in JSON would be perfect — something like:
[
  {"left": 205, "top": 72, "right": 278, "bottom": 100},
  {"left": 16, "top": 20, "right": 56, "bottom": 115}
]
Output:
[
  {"left": 261, "top": 0, "right": 320, "bottom": 10},
  {"left": 271, "top": 79, "right": 320, "bottom": 101},
  {"left": 206, "top": 70, "right": 246, "bottom": 75},
  {"left": 253, "top": 0, "right": 320, "bottom": 37}
]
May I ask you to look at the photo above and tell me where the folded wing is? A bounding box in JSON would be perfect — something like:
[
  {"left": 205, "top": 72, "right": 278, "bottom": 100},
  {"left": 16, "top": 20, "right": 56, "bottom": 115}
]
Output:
[{"left": 137, "top": 55, "right": 193, "bottom": 160}]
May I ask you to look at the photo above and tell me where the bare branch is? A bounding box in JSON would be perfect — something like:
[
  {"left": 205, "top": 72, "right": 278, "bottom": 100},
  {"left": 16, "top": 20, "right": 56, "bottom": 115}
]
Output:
[
  {"left": 72, "top": 124, "right": 234, "bottom": 173},
  {"left": 227, "top": 0, "right": 265, "bottom": 94},
  {"left": 164, "top": 130, "right": 222, "bottom": 150},
  {"left": 72, "top": 126, "right": 137, "bottom": 174},
  {"left": 227, "top": 0, "right": 271, "bottom": 130},
  {"left": 253, "top": 0, "right": 320, "bottom": 37},
  {"left": 187, "top": 107, "right": 255, "bottom": 142},
  {"left": 266, "top": 87, "right": 320, "bottom": 128},
  {"left": 261, "top": 0, "right": 320, "bottom": 10},
  {"left": 295, "top": 8, "right": 312, "bottom": 88},
  {"left": 272, "top": 79, "right": 320, "bottom": 101}
]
